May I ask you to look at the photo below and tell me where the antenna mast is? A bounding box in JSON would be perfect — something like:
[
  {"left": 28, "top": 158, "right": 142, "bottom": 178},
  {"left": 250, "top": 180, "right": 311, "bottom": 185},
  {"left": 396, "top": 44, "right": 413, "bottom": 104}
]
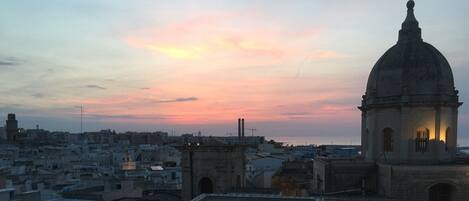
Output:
[{"left": 80, "top": 105, "right": 83, "bottom": 134}]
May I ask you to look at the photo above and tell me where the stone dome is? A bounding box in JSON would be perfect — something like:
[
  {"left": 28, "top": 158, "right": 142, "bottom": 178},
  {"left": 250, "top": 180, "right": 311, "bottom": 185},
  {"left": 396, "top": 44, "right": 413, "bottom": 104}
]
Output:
[{"left": 365, "top": 0, "right": 458, "bottom": 106}]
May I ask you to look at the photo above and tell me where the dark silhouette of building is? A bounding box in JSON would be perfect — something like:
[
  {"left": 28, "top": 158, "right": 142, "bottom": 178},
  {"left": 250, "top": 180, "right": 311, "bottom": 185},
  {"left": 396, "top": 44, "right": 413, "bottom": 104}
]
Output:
[
  {"left": 5, "top": 113, "right": 18, "bottom": 143},
  {"left": 272, "top": 160, "right": 314, "bottom": 196},
  {"left": 313, "top": 1, "right": 469, "bottom": 201},
  {"left": 178, "top": 119, "right": 247, "bottom": 201},
  {"left": 179, "top": 144, "right": 245, "bottom": 201}
]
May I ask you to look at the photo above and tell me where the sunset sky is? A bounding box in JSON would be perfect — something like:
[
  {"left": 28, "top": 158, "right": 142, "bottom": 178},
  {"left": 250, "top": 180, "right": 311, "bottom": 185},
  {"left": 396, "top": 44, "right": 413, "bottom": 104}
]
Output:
[{"left": 1, "top": 0, "right": 468, "bottom": 145}]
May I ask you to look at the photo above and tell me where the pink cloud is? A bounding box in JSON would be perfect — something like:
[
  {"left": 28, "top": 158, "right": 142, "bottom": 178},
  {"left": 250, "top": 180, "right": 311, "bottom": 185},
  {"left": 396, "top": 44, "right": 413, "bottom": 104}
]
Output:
[
  {"left": 55, "top": 72, "right": 360, "bottom": 125},
  {"left": 123, "top": 12, "right": 333, "bottom": 65},
  {"left": 49, "top": 11, "right": 357, "bottom": 126}
]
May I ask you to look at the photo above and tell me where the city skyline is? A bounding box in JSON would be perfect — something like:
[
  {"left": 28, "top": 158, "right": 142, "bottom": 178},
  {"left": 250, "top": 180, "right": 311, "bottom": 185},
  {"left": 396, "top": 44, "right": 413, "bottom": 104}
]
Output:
[{"left": 1, "top": 0, "right": 469, "bottom": 145}]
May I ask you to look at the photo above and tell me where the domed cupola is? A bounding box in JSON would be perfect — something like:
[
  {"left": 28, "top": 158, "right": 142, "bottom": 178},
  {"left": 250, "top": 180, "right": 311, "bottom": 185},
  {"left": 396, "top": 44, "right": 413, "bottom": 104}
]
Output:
[
  {"left": 364, "top": 0, "right": 460, "bottom": 108},
  {"left": 360, "top": 0, "right": 462, "bottom": 165}
]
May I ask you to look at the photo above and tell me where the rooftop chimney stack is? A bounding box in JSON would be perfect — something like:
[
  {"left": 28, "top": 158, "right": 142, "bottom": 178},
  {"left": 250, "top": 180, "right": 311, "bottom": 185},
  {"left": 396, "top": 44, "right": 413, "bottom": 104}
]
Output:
[
  {"left": 238, "top": 118, "right": 241, "bottom": 139},
  {"left": 241, "top": 118, "right": 245, "bottom": 138}
]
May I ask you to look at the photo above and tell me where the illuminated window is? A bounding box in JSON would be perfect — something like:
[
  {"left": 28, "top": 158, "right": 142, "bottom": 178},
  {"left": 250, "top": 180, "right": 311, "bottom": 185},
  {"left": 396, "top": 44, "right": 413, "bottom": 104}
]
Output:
[
  {"left": 383, "top": 128, "right": 394, "bottom": 152},
  {"left": 416, "top": 128, "right": 429, "bottom": 153}
]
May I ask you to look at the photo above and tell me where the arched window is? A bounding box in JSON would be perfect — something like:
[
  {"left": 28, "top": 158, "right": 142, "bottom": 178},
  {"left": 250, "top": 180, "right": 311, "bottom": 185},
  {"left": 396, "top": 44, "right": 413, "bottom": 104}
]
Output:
[
  {"left": 445, "top": 128, "right": 451, "bottom": 151},
  {"left": 416, "top": 128, "right": 429, "bottom": 153},
  {"left": 199, "top": 177, "right": 213, "bottom": 194},
  {"left": 383, "top": 128, "right": 394, "bottom": 152},
  {"left": 429, "top": 183, "right": 454, "bottom": 201}
]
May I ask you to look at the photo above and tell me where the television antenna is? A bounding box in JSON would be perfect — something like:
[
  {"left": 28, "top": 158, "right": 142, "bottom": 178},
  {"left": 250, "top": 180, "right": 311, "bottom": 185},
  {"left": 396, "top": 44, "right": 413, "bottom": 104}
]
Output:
[{"left": 75, "top": 105, "right": 84, "bottom": 134}]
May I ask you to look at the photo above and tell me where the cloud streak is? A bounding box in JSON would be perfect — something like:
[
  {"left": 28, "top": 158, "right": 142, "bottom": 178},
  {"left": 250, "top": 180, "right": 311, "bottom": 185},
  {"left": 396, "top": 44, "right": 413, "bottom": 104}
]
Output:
[
  {"left": 32, "top": 93, "right": 45, "bottom": 99},
  {"left": 0, "top": 57, "right": 22, "bottom": 66},
  {"left": 85, "top": 85, "right": 107, "bottom": 90},
  {"left": 280, "top": 112, "right": 312, "bottom": 116},
  {"left": 0, "top": 61, "right": 16, "bottom": 66},
  {"left": 154, "top": 97, "right": 198, "bottom": 103}
]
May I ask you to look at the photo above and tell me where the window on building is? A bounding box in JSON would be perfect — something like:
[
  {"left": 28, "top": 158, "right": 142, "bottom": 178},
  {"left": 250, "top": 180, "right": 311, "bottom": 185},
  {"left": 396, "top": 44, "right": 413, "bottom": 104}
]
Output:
[
  {"left": 416, "top": 128, "right": 429, "bottom": 153},
  {"left": 445, "top": 128, "right": 451, "bottom": 151},
  {"left": 383, "top": 128, "right": 394, "bottom": 152}
]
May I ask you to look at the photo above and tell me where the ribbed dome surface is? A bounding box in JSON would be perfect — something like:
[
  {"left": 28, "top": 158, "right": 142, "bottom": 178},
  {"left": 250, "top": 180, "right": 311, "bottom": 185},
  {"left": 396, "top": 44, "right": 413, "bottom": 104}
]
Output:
[
  {"left": 364, "top": 0, "right": 457, "bottom": 105},
  {"left": 367, "top": 41, "right": 455, "bottom": 97}
]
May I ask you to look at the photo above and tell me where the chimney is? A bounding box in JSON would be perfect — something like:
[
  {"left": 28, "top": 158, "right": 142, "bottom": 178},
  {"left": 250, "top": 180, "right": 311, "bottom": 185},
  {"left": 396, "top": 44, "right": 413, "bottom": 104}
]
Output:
[
  {"left": 238, "top": 118, "right": 241, "bottom": 139},
  {"left": 241, "top": 118, "right": 245, "bottom": 138}
]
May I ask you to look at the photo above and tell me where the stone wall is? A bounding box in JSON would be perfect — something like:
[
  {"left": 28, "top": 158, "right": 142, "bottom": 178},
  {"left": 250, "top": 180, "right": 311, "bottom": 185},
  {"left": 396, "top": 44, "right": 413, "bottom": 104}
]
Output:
[
  {"left": 180, "top": 145, "right": 245, "bottom": 201},
  {"left": 363, "top": 105, "right": 458, "bottom": 165},
  {"left": 378, "top": 163, "right": 469, "bottom": 201},
  {"left": 313, "top": 159, "right": 376, "bottom": 194}
]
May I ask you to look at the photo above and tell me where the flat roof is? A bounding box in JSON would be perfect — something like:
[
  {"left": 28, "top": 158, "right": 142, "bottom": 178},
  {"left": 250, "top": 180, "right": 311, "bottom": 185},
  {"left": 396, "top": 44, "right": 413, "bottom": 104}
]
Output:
[
  {"left": 0, "top": 188, "right": 15, "bottom": 193},
  {"left": 192, "top": 193, "right": 318, "bottom": 201}
]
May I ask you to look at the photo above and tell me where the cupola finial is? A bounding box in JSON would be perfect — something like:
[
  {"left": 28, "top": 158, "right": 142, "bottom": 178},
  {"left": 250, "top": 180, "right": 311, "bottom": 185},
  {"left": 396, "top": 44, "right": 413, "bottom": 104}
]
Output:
[
  {"left": 398, "top": 0, "right": 422, "bottom": 43},
  {"left": 407, "top": 0, "right": 415, "bottom": 10}
]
